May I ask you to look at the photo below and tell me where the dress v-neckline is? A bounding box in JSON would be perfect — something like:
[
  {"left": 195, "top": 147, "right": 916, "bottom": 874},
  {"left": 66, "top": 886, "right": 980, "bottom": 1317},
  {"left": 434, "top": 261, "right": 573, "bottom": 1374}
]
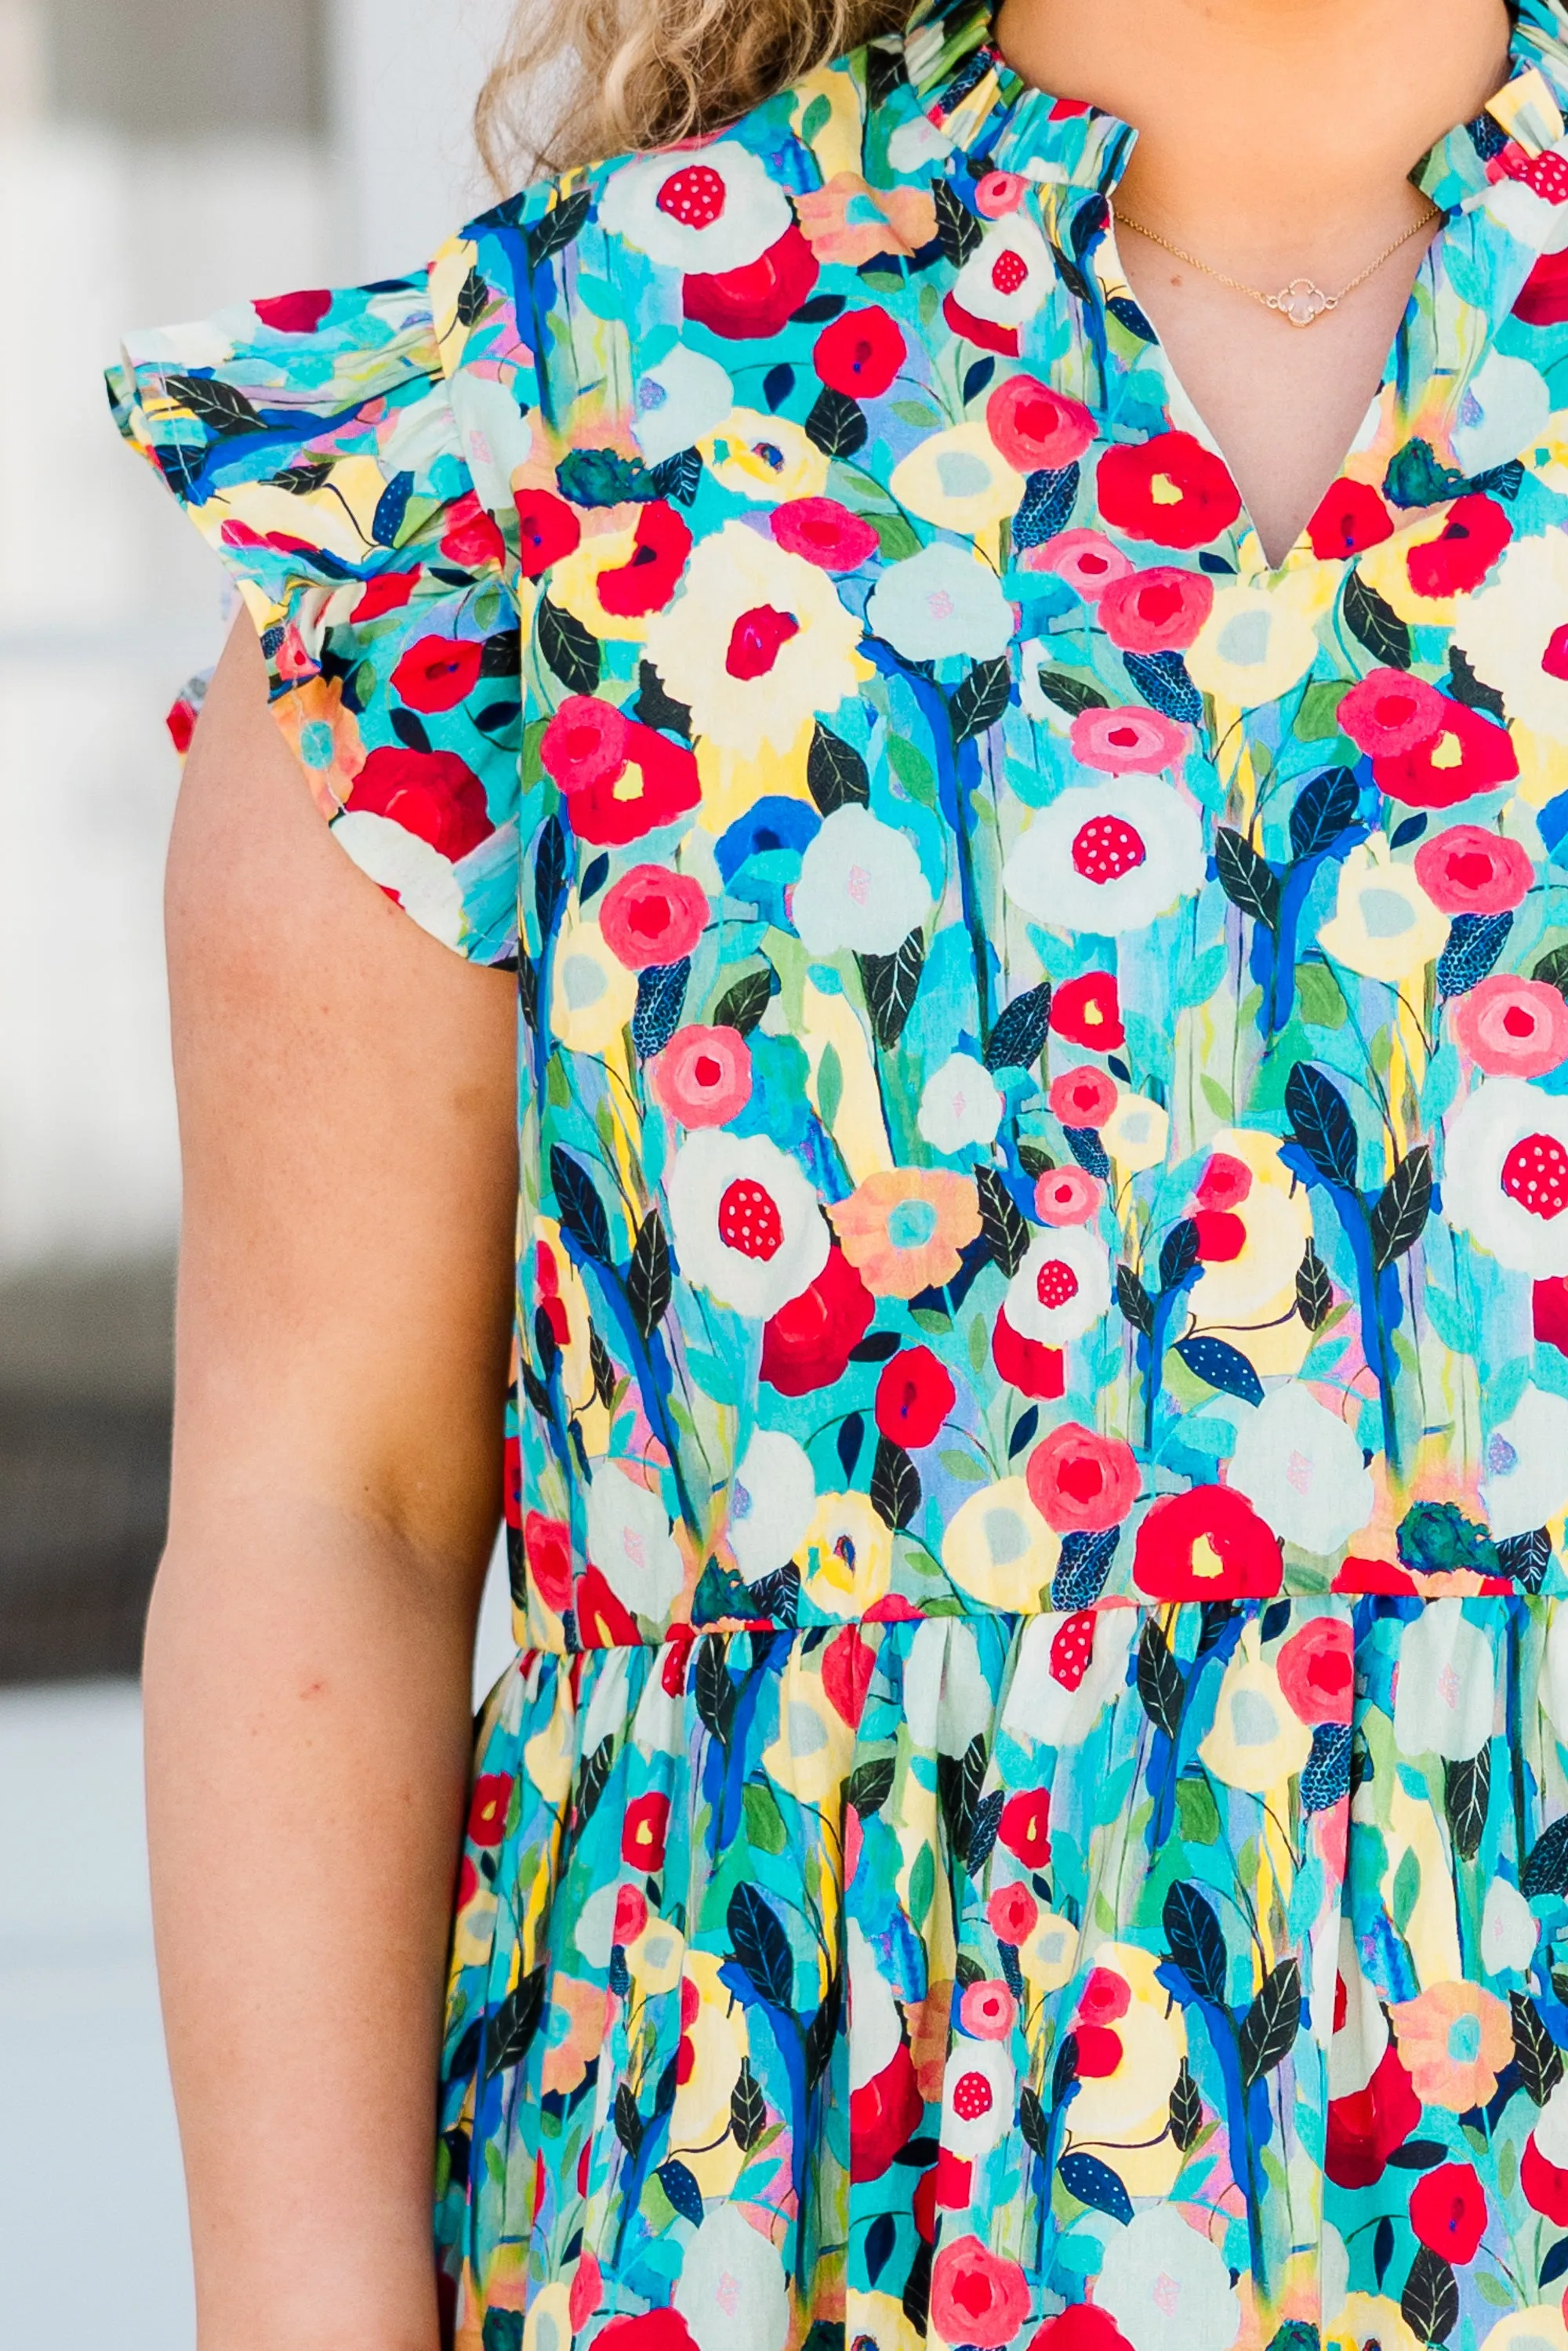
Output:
[{"left": 1091, "top": 212, "right": 1449, "bottom": 581}]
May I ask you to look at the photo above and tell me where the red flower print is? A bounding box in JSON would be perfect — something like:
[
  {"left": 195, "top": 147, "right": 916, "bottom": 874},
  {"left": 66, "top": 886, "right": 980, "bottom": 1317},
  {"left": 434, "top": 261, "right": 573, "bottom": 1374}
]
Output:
[
  {"left": 540, "top": 698, "right": 702, "bottom": 845},
  {"left": 648, "top": 1025, "right": 753, "bottom": 1127},
  {"left": 1276, "top": 1616, "right": 1353, "bottom": 1726},
  {"left": 1050, "top": 1065, "right": 1117, "bottom": 1129},
  {"left": 253, "top": 288, "right": 332, "bottom": 333},
  {"left": 596, "top": 501, "right": 693, "bottom": 619},
  {"left": 1516, "top": 245, "right": 1568, "bottom": 325},
  {"left": 1404, "top": 493, "right": 1512, "bottom": 600},
  {"left": 1096, "top": 430, "right": 1243, "bottom": 550},
  {"left": 996, "top": 1787, "right": 1051, "bottom": 1869},
  {"left": 1307, "top": 477, "right": 1395, "bottom": 560},
  {"left": 1192, "top": 1210, "right": 1245, "bottom": 1262},
  {"left": 1523, "top": 2131, "right": 1568, "bottom": 2223},
  {"left": 350, "top": 568, "right": 419, "bottom": 622},
  {"left": 975, "top": 169, "right": 1028, "bottom": 217},
  {"left": 760, "top": 1244, "right": 874, "bottom": 1394},
  {"left": 503, "top": 1432, "right": 523, "bottom": 1530},
  {"left": 930, "top": 2237, "right": 1032, "bottom": 2351},
  {"left": 1133, "top": 1485, "right": 1283, "bottom": 1600},
  {"left": 985, "top": 375, "right": 1096, "bottom": 470},
  {"left": 440, "top": 490, "right": 507, "bottom": 571},
  {"left": 516, "top": 487, "right": 582, "bottom": 578},
  {"left": 1414, "top": 824, "right": 1533, "bottom": 916},
  {"left": 597, "top": 2313, "right": 701, "bottom": 2351},
  {"left": 1535, "top": 1275, "right": 1568, "bottom": 1353},
  {"left": 1196, "top": 1151, "right": 1251, "bottom": 1210},
  {"left": 1096, "top": 565, "right": 1214, "bottom": 655},
  {"left": 770, "top": 496, "right": 880, "bottom": 570},
  {"left": 390, "top": 633, "right": 484, "bottom": 713},
  {"left": 813, "top": 306, "right": 906, "bottom": 398},
  {"left": 1078, "top": 1964, "right": 1130, "bottom": 2026},
  {"left": 575, "top": 1562, "right": 643, "bottom": 1647},
  {"left": 1409, "top": 2161, "right": 1488, "bottom": 2264},
  {"left": 991, "top": 1306, "right": 1066, "bottom": 1401},
  {"left": 621, "top": 1791, "right": 671, "bottom": 1872},
  {"left": 613, "top": 1882, "right": 648, "bottom": 1946},
  {"left": 942, "top": 291, "right": 1019, "bottom": 356},
  {"left": 466, "top": 1773, "right": 511, "bottom": 1846},
  {"left": 822, "top": 1625, "right": 875, "bottom": 1726},
  {"left": 569, "top": 2251, "right": 603, "bottom": 2332},
  {"left": 1025, "top": 1422, "right": 1138, "bottom": 1533},
  {"left": 986, "top": 1881, "right": 1038, "bottom": 1944},
  {"left": 1452, "top": 973, "right": 1568, "bottom": 1079},
  {"left": 1051, "top": 970, "right": 1124, "bottom": 1050},
  {"left": 1028, "top": 2309, "right": 1136, "bottom": 2351},
  {"left": 1374, "top": 698, "right": 1519, "bottom": 807},
  {"left": 875, "top": 1347, "right": 956, "bottom": 1449},
  {"left": 1338, "top": 668, "right": 1450, "bottom": 756},
  {"left": 348, "top": 745, "right": 491, "bottom": 859},
  {"left": 1323, "top": 2037, "right": 1421, "bottom": 2187},
  {"left": 683, "top": 222, "right": 819, "bottom": 339},
  {"left": 524, "top": 1512, "right": 573, "bottom": 1613},
  {"left": 599, "top": 865, "right": 709, "bottom": 970},
  {"left": 850, "top": 2037, "right": 924, "bottom": 2179}
]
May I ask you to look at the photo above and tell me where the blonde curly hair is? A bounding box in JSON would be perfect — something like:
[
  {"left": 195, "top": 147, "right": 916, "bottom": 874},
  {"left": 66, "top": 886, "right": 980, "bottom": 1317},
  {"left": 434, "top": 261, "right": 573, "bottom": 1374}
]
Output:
[{"left": 477, "top": 0, "right": 911, "bottom": 183}]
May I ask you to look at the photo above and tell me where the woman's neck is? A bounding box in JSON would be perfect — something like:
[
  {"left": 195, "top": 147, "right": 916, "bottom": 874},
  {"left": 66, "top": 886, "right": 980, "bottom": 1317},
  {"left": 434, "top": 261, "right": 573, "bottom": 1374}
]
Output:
[{"left": 993, "top": 0, "right": 1513, "bottom": 273}]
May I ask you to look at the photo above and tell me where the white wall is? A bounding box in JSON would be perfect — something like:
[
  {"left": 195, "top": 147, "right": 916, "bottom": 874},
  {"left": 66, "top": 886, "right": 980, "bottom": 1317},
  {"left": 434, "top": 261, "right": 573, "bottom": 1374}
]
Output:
[
  {"left": 331, "top": 0, "right": 517, "bottom": 280},
  {"left": 0, "top": 0, "right": 515, "bottom": 1275}
]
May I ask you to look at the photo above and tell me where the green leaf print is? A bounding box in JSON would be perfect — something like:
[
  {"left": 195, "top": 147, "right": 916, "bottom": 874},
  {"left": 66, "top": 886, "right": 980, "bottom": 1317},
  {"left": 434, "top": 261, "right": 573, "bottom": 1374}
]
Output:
[
  {"left": 1238, "top": 1957, "right": 1301, "bottom": 2088},
  {"left": 1370, "top": 1146, "right": 1433, "bottom": 1271}
]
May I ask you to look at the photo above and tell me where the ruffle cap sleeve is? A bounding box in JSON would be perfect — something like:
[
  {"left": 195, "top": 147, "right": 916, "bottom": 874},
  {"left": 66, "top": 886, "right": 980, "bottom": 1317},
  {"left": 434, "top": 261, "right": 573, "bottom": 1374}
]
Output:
[{"left": 109, "top": 256, "right": 527, "bottom": 963}]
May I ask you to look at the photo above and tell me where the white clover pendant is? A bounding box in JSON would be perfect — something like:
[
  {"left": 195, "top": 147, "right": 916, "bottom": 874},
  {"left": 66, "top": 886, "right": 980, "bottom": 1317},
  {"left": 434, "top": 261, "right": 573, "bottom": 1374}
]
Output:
[{"left": 1269, "top": 277, "right": 1337, "bottom": 327}]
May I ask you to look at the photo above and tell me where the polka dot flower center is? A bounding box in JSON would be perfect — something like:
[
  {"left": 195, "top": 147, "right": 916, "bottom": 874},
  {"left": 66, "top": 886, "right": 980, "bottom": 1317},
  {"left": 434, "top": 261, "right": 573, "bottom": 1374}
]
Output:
[
  {"left": 951, "top": 2069, "right": 994, "bottom": 2121},
  {"left": 718, "top": 1179, "right": 784, "bottom": 1260},
  {"left": 1036, "top": 1258, "right": 1080, "bottom": 1310},
  {"left": 655, "top": 164, "right": 727, "bottom": 229},
  {"left": 1071, "top": 814, "right": 1146, "bottom": 884},
  {"left": 990, "top": 249, "right": 1028, "bottom": 296},
  {"left": 1501, "top": 1132, "right": 1568, "bottom": 1221}
]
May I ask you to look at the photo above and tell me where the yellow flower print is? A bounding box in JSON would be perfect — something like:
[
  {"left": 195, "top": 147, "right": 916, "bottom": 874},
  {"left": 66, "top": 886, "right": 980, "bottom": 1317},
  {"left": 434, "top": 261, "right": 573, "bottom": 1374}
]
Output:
[
  {"left": 550, "top": 912, "right": 637, "bottom": 1053},
  {"left": 1100, "top": 1090, "right": 1170, "bottom": 1174},
  {"left": 669, "top": 1950, "right": 753, "bottom": 2199},
  {"left": 800, "top": 1491, "right": 892, "bottom": 1618},
  {"left": 1064, "top": 1943, "right": 1187, "bottom": 2195},
  {"left": 1186, "top": 580, "right": 1319, "bottom": 707},
  {"left": 761, "top": 1640, "right": 857, "bottom": 1801},
  {"left": 548, "top": 524, "right": 652, "bottom": 644},
  {"left": 701, "top": 409, "right": 829, "bottom": 503},
  {"left": 1318, "top": 833, "right": 1447, "bottom": 984},
  {"left": 941, "top": 1477, "right": 1057, "bottom": 1610},
  {"left": 1198, "top": 1619, "right": 1312, "bottom": 1792},
  {"left": 1325, "top": 2295, "right": 1424, "bottom": 2351},
  {"left": 1186, "top": 1129, "right": 1315, "bottom": 1377},
  {"left": 1018, "top": 1907, "right": 1080, "bottom": 1993},
  {"left": 890, "top": 422, "right": 1024, "bottom": 533},
  {"left": 644, "top": 522, "right": 867, "bottom": 759}
]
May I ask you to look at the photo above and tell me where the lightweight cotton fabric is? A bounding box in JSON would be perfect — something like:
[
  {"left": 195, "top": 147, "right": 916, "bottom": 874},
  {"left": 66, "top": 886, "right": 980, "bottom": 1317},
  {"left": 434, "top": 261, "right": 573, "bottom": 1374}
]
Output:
[{"left": 111, "top": 4, "right": 1568, "bottom": 2347}]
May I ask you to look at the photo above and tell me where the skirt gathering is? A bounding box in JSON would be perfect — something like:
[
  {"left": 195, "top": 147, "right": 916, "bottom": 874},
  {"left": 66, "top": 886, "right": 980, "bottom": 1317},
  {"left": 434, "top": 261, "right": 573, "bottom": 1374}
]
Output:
[{"left": 434, "top": 1600, "right": 1568, "bottom": 2351}]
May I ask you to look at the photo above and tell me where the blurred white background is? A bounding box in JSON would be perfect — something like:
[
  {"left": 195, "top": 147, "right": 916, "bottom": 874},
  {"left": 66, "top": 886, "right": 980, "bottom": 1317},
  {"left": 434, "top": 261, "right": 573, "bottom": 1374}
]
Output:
[{"left": 0, "top": 2, "right": 519, "bottom": 2338}]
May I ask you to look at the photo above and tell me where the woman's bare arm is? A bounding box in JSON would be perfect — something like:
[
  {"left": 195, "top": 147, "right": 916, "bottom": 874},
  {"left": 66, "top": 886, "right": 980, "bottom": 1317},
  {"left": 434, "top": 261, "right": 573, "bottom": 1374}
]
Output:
[{"left": 144, "top": 618, "right": 517, "bottom": 2351}]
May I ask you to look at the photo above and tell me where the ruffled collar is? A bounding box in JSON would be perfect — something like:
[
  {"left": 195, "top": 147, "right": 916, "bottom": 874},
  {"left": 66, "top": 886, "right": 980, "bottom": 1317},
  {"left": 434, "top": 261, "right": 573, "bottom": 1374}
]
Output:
[{"left": 898, "top": 0, "right": 1568, "bottom": 198}]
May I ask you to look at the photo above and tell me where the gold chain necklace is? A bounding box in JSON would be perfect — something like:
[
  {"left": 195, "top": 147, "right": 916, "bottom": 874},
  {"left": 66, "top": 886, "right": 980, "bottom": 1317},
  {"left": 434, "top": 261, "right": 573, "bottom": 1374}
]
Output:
[{"left": 1113, "top": 202, "right": 1445, "bottom": 327}]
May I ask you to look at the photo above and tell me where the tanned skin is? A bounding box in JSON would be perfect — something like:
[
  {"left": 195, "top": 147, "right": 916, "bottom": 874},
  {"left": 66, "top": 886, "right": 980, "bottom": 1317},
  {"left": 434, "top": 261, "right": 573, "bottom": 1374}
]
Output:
[
  {"left": 996, "top": 0, "right": 1512, "bottom": 563},
  {"left": 151, "top": 5, "right": 1512, "bottom": 2344}
]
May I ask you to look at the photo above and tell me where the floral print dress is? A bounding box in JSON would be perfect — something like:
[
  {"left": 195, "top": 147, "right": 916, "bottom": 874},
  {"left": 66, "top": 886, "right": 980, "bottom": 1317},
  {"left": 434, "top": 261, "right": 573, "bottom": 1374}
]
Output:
[{"left": 110, "top": 2, "right": 1568, "bottom": 2346}]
